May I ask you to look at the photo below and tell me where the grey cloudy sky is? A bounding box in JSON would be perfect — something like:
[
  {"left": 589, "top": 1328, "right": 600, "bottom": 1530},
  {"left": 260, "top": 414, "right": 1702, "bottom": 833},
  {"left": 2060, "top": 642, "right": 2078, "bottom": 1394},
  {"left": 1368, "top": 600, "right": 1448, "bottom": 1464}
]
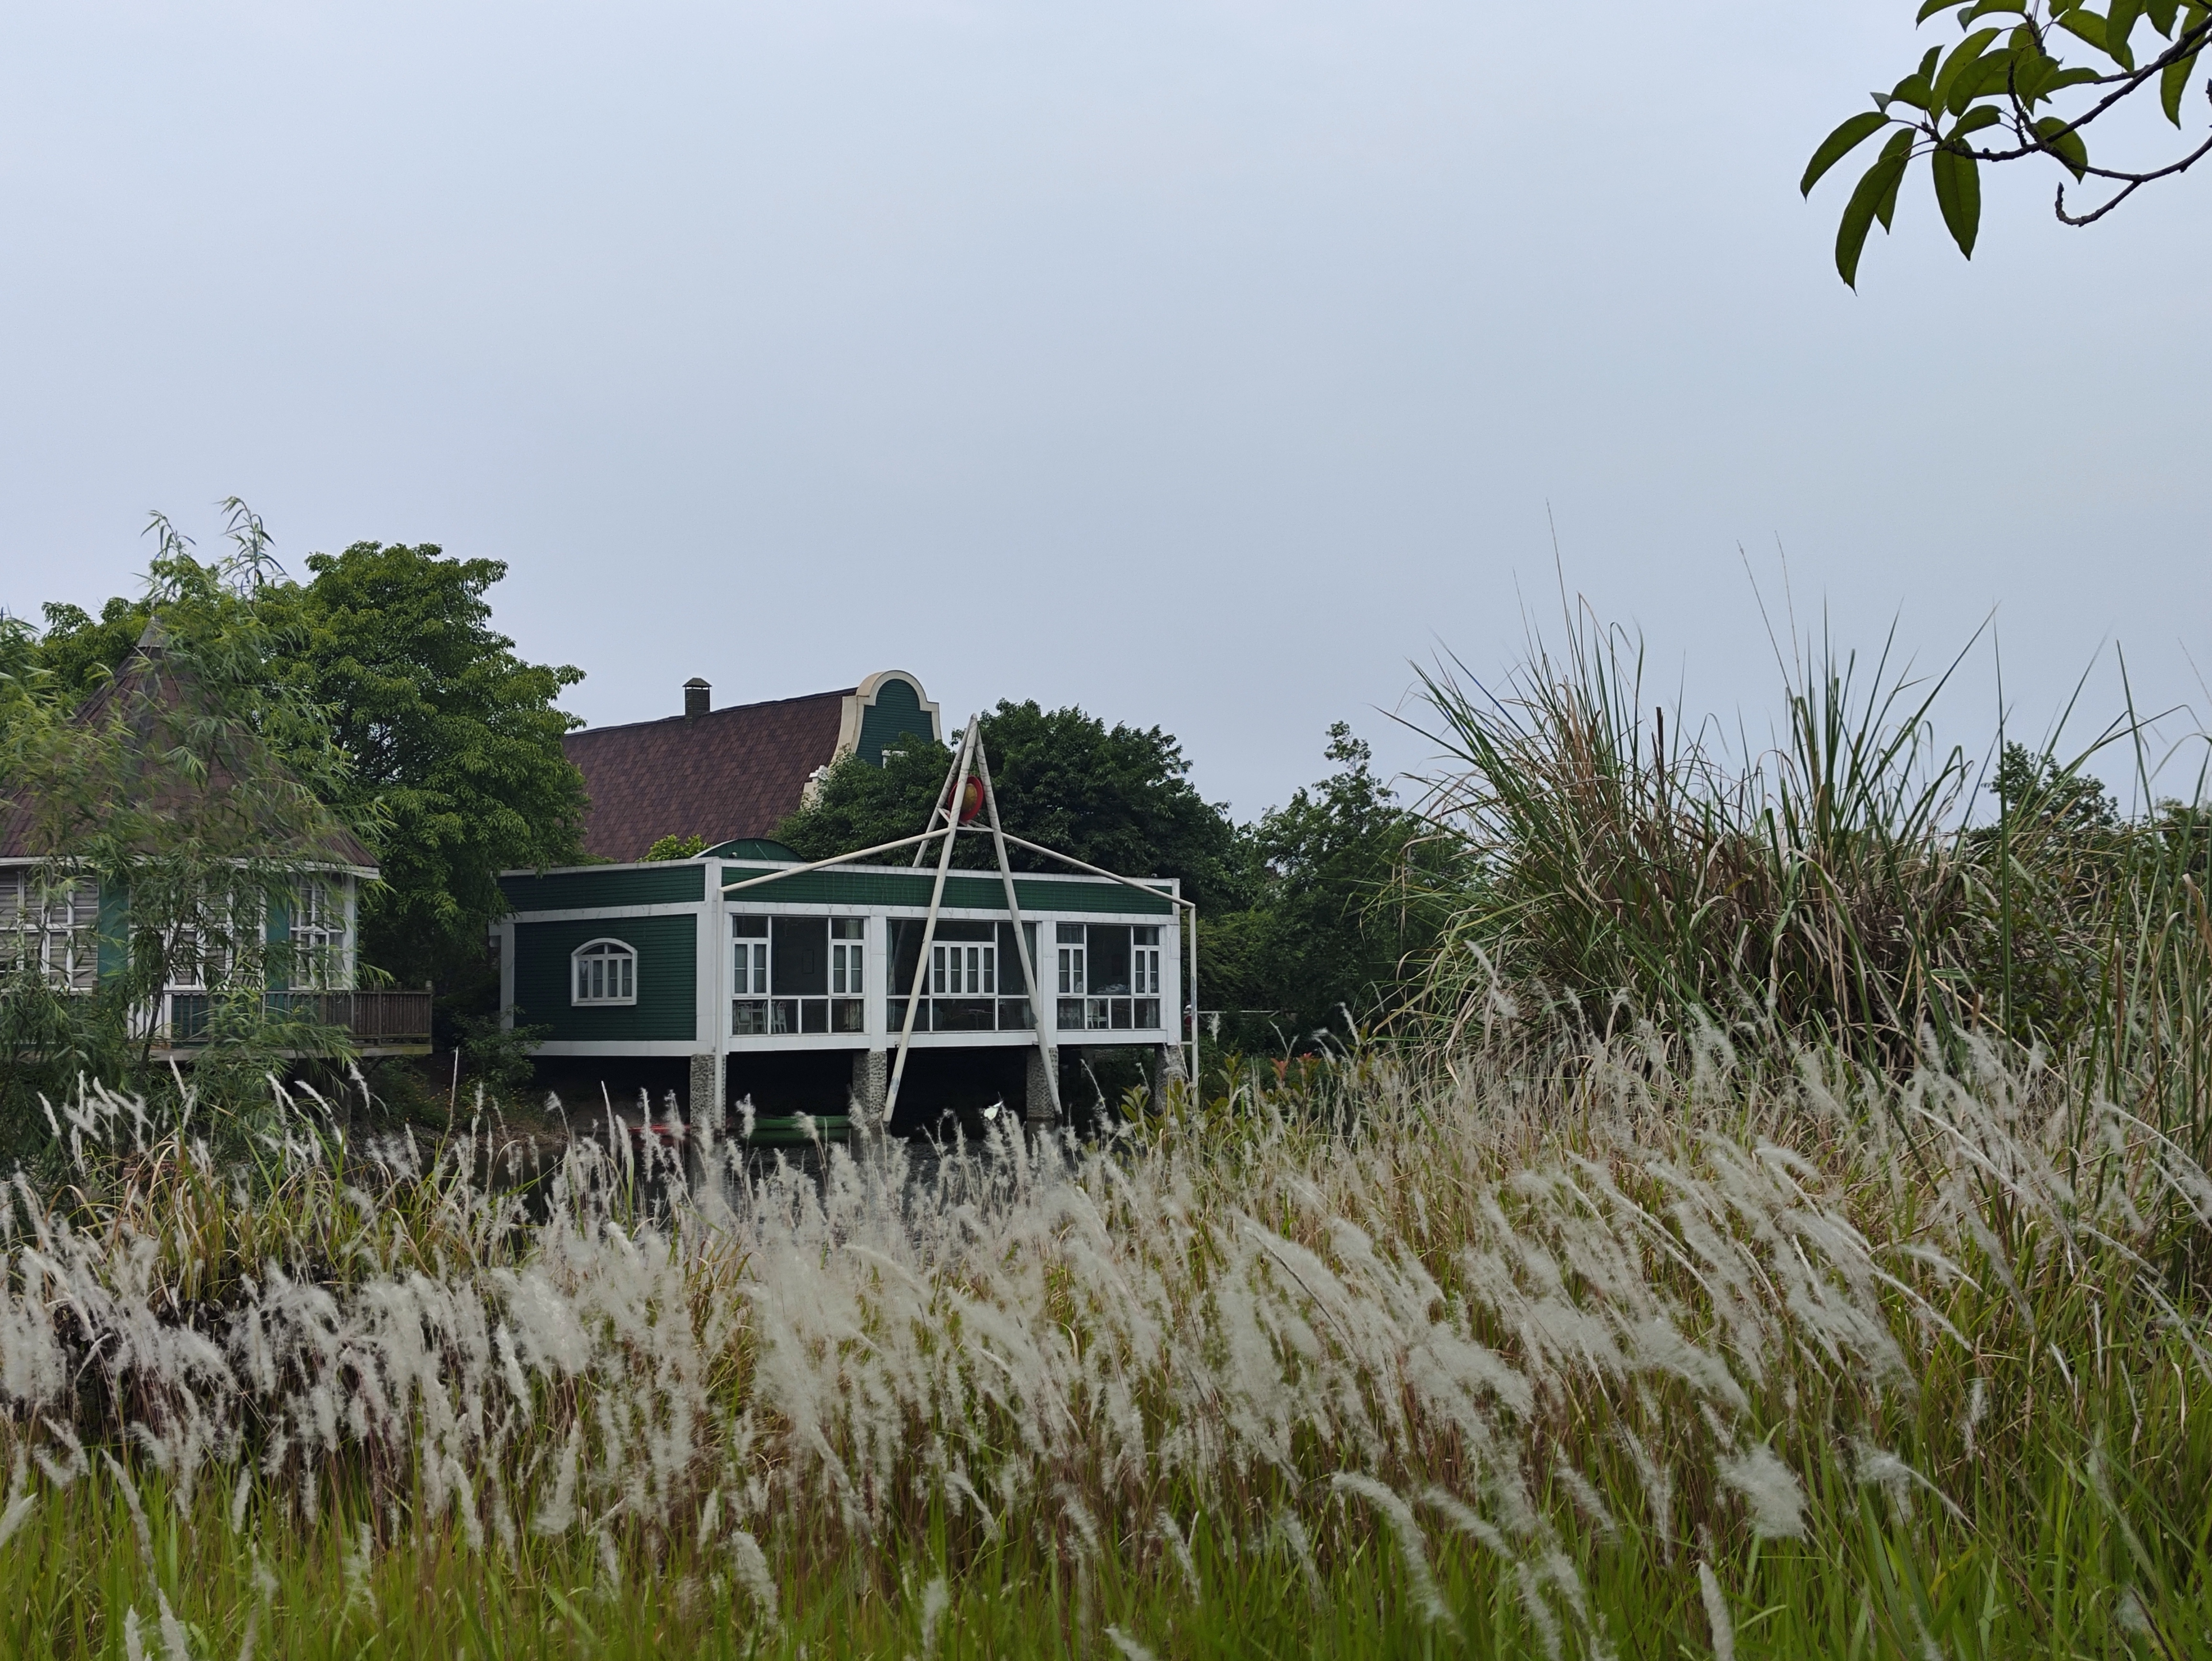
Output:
[{"left": 2, "top": 1, "right": 2205, "bottom": 818}]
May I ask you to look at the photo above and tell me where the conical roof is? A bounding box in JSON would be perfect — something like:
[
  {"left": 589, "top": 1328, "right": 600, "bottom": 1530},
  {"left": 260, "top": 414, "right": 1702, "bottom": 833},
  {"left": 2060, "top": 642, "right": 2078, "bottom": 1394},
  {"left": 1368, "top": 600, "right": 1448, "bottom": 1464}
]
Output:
[{"left": 0, "top": 621, "right": 376, "bottom": 869}]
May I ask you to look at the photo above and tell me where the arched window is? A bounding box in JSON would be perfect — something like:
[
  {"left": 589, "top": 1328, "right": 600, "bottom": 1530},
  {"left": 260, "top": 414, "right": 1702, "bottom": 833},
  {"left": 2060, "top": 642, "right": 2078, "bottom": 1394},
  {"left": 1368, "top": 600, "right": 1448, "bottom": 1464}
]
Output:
[{"left": 571, "top": 938, "right": 637, "bottom": 1005}]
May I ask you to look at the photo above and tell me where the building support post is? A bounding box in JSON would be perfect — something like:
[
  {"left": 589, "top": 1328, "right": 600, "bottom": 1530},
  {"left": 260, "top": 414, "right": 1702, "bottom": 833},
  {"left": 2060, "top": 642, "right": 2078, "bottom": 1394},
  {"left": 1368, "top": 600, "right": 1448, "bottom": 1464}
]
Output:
[
  {"left": 852, "top": 1049, "right": 888, "bottom": 1131},
  {"left": 686, "top": 1051, "right": 722, "bottom": 1190},
  {"left": 1025, "top": 1048, "right": 1056, "bottom": 1121}
]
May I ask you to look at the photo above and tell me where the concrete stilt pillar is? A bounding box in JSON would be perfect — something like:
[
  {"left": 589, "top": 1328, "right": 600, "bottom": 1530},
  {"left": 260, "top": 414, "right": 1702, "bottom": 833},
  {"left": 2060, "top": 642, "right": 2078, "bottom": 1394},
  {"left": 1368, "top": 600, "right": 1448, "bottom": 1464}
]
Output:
[
  {"left": 1148, "top": 1043, "right": 1169, "bottom": 1115},
  {"left": 1025, "top": 1046, "right": 1058, "bottom": 1125},
  {"left": 852, "top": 1050, "right": 888, "bottom": 1132},
  {"left": 686, "top": 1052, "right": 723, "bottom": 1189}
]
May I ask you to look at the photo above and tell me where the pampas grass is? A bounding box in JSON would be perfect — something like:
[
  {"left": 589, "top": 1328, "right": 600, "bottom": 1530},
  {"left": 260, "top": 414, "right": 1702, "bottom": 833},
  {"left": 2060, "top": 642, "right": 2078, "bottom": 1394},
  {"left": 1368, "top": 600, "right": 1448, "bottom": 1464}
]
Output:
[{"left": 0, "top": 1000, "right": 2205, "bottom": 1657}]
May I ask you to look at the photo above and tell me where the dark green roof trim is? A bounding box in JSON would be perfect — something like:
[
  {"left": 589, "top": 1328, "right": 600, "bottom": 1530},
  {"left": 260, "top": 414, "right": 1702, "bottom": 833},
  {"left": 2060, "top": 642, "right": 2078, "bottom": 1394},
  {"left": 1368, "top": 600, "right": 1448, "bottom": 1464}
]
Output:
[
  {"left": 500, "top": 863, "right": 706, "bottom": 913},
  {"left": 700, "top": 838, "right": 802, "bottom": 863},
  {"left": 720, "top": 864, "right": 1172, "bottom": 915}
]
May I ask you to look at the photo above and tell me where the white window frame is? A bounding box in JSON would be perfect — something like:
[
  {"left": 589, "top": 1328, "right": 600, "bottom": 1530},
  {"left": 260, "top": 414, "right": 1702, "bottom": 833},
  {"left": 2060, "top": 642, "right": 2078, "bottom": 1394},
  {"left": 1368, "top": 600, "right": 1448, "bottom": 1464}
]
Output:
[
  {"left": 1134, "top": 925, "right": 1161, "bottom": 996},
  {"left": 571, "top": 938, "right": 638, "bottom": 1006},
  {"left": 932, "top": 938, "right": 996, "bottom": 996},
  {"left": 0, "top": 869, "right": 99, "bottom": 993},
  {"left": 1056, "top": 921, "right": 1086, "bottom": 996},
  {"left": 289, "top": 875, "right": 351, "bottom": 990},
  {"left": 830, "top": 916, "right": 865, "bottom": 995},
  {"left": 732, "top": 916, "right": 770, "bottom": 995}
]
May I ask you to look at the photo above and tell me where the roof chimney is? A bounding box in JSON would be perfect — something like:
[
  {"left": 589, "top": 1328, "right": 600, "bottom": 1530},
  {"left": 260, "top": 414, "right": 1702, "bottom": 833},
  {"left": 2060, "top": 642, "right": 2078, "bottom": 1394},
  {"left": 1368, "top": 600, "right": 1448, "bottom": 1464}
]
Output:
[{"left": 683, "top": 677, "right": 710, "bottom": 719}]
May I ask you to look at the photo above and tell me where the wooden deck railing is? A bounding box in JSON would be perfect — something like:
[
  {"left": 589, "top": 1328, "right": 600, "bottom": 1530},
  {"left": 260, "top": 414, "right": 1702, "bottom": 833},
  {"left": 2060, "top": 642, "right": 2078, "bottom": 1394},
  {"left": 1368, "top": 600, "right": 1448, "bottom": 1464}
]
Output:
[{"left": 162, "top": 988, "right": 434, "bottom": 1048}]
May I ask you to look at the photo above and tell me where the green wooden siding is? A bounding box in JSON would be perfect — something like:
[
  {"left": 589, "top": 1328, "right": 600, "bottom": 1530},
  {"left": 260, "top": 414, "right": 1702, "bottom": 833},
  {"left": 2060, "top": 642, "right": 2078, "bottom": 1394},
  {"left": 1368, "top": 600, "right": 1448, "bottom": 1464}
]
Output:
[
  {"left": 856, "top": 677, "right": 936, "bottom": 767},
  {"left": 500, "top": 864, "right": 706, "bottom": 914},
  {"left": 721, "top": 865, "right": 1172, "bottom": 915},
  {"left": 265, "top": 894, "right": 292, "bottom": 993},
  {"left": 514, "top": 914, "right": 697, "bottom": 1041},
  {"left": 97, "top": 882, "right": 130, "bottom": 982}
]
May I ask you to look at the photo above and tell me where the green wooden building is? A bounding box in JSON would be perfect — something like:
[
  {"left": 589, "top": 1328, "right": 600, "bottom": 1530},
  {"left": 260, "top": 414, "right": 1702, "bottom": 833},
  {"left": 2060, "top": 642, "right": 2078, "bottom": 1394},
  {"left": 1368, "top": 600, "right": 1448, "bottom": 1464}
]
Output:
[{"left": 493, "top": 843, "right": 1183, "bottom": 1134}]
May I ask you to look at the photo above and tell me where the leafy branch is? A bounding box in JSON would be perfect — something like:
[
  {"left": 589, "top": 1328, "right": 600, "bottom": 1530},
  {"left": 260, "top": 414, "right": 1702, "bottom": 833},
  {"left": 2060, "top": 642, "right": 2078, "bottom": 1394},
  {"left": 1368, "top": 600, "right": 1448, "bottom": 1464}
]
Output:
[{"left": 1803, "top": 0, "right": 2212, "bottom": 284}]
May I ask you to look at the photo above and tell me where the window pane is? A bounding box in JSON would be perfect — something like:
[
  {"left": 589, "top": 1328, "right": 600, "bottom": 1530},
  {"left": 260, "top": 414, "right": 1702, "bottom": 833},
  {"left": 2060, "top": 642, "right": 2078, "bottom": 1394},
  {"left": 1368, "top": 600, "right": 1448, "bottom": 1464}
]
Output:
[
  {"left": 772, "top": 917, "right": 829, "bottom": 996},
  {"left": 1087, "top": 926, "right": 1132, "bottom": 995}
]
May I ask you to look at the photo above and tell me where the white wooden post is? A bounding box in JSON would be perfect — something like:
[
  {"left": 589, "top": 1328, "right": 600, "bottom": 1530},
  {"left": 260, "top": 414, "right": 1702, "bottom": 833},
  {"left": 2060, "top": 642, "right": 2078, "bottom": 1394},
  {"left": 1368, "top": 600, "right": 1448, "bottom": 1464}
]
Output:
[
  {"left": 973, "top": 733, "right": 1062, "bottom": 1124},
  {"left": 881, "top": 720, "right": 978, "bottom": 1126}
]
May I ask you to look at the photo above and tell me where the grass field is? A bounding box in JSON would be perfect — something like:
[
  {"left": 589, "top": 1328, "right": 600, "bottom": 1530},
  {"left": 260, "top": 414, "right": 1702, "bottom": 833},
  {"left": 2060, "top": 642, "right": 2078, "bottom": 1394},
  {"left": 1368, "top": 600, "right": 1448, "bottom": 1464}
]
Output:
[{"left": 2, "top": 1011, "right": 2208, "bottom": 1659}]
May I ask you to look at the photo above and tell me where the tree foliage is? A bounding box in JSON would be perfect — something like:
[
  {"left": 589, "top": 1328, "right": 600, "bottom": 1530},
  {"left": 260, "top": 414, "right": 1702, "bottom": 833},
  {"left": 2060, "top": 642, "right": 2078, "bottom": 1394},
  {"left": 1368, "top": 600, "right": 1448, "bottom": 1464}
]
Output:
[
  {"left": 267, "top": 543, "right": 587, "bottom": 999},
  {"left": 1805, "top": 0, "right": 2211, "bottom": 283},
  {"left": 1200, "top": 725, "right": 1461, "bottom": 1055}
]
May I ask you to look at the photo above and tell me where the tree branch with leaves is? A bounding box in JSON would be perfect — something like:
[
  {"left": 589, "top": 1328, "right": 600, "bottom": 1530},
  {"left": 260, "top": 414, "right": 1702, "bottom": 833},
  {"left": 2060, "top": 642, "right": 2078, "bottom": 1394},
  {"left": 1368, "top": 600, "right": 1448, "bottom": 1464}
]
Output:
[{"left": 1804, "top": 0, "right": 2211, "bottom": 284}]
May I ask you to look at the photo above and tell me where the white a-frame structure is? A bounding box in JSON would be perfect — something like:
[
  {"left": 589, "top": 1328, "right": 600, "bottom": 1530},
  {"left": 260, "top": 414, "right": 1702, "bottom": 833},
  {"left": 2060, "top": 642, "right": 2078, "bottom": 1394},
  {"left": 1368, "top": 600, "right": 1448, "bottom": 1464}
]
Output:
[{"left": 717, "top": 717, "right": 1199, "bottom": 1125}]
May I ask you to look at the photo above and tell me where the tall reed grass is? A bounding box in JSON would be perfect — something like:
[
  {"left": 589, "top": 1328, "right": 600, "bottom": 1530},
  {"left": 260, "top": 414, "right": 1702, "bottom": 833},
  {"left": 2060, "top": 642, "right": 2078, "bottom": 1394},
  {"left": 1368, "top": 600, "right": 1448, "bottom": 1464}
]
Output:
[
  {"left": 2, "top": 1011, "right": 2207, "bottom": 1657},
  {"left": 1409, "top": 613, "right": 2211, "bottom": 1151}
]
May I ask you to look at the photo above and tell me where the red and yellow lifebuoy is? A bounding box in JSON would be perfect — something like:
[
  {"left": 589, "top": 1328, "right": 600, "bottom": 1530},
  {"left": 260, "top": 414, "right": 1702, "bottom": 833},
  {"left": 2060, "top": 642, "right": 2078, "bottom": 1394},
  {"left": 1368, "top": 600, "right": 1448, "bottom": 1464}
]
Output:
[{"left": 953, "top": 775, "right": 984, "bottom": 824}]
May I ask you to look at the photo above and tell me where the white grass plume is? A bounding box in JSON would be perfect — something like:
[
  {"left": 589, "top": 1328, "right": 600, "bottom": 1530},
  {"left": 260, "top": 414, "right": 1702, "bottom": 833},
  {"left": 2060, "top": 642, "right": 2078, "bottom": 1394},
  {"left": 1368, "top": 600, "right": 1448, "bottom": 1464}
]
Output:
[{"left": 1716, "top": 1441, "right": 1805, "bottom": 1539}]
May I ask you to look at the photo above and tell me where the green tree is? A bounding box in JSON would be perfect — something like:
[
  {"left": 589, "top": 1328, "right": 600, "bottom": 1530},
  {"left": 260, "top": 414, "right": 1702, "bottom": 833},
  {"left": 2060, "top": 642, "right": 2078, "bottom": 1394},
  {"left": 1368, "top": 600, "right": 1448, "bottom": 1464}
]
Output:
[
  {"left": 1201, "top": 725, "right": 1458, "bottom": 1053},
  {"left": 777, "top": 700, "right": 1246, "bottom": 913},
  {"left": 1803, "top": 0, "right": 2211, "bottom": 284},
  {"left": 268, "top": 543, "right": 587, "bottom": 1003}
]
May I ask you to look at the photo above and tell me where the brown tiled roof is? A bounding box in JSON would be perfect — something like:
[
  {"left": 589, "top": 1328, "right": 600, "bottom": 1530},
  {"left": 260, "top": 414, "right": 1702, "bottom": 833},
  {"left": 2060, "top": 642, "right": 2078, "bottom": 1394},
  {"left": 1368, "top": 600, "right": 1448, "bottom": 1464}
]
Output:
[
  {"left": 564, "top": 688, "right": 853, "bottom": 862},
  {"left": 0, "top": 638, "right": 378, "bottom": 869}
]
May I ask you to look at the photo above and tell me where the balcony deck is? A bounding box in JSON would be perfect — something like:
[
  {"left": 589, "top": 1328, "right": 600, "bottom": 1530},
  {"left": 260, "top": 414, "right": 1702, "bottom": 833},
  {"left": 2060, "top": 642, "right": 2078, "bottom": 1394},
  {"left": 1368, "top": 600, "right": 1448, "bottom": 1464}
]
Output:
[{"left": 158, "top": 988, "right": 434, "bottom": 1057}]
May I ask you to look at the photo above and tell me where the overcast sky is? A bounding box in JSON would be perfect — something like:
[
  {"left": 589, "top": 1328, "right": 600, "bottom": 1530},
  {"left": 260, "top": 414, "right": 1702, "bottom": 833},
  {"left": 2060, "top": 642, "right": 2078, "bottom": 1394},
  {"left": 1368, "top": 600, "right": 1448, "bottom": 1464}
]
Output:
[{"left": 2, "top": 1, "right": 2205, "bottom": 818}]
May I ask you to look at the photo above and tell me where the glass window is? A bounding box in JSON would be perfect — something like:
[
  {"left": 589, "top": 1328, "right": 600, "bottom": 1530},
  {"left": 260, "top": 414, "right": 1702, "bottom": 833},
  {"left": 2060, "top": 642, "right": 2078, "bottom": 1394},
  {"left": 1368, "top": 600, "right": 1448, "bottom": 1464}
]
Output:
[
  {"left": 0, "top": 871, "right": 98, "bottom": 992},
  {"left": 1049, "top": 922, "right": 1167, "bottom": 1031},
  {"left": 772, "top": 917, "right": 828, "bottom": 996},
  {"left": 290, "top": 877, "right": 349, "bottom": 990},
  {"left": 731, "top": 915, "right": 865, "bottom": 1037},
  {"left": 1086, "top": 925, "right": 1132, "bottom": 996},
  {"left": 572, "top": 939, "right": 637, "bottom": 1005},
  {"left": 830, "top": 917, "right": 864, "bottom": 994},
  {"left": 1056, "top": 920, "right": 1086, "bottom": 997},
  {"left": 931, "top": 940, "right": 996, "bottom": 995},
  {"left": 732, "top": 915, "right": 769, "bottom": 995},
  {"left": 1133, "top": 924, "right": 1161, "bottom": 997}
]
